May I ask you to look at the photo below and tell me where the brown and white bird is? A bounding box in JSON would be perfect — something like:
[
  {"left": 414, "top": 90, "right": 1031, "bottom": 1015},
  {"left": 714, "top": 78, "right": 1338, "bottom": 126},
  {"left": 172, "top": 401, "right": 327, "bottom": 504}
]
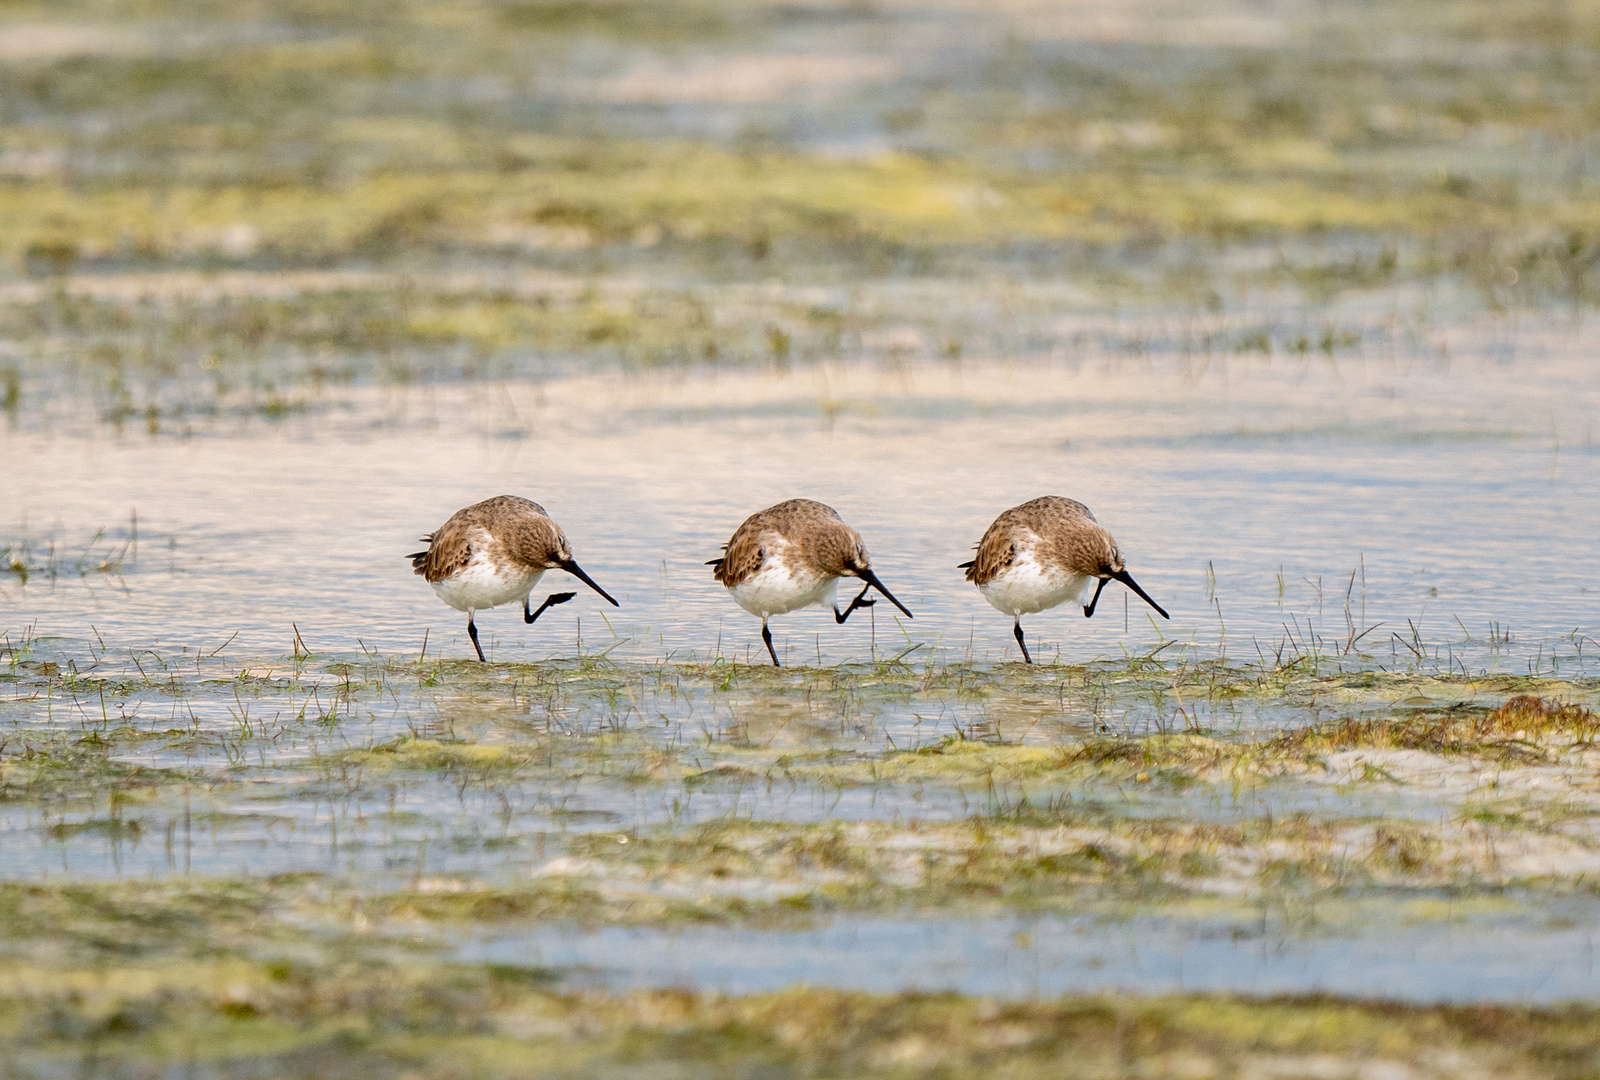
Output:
[
  {"left": 408, "top": 495, "right": 618, "bottom": 662},
  {"left": 961, "top": 496, "right": 1168, "bottom": 664},
  {"left": 708, "top": 498, "right": 912, "bottom": 666}
]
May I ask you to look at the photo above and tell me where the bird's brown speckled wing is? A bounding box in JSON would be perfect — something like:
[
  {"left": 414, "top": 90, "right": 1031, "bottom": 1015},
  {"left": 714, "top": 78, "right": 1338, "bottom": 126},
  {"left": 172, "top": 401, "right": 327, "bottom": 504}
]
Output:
[
  {"left": 963, "top": 517, "right": 1018, "bottom": 586},
  {"left": 710, "top": 516, "right": 770, "bottom": 586},
  {"left": 414, "top": 513, "right": 479, "bottom": 583},
  {"left": 963, "top": 497, "right": 1099, "bottom": 585},
  {"left": 710, "top": 499, "right": 850, "bottom": 585},
  {"left": 410, "top": 495, "right": 560, "bottom": 583}
]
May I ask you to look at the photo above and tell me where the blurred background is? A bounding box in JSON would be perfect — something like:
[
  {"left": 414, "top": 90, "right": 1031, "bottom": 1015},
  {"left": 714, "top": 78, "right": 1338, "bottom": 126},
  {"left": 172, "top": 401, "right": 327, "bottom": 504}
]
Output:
[{"left": 3, "top": 0, "right": 1599, "bottom": 319}]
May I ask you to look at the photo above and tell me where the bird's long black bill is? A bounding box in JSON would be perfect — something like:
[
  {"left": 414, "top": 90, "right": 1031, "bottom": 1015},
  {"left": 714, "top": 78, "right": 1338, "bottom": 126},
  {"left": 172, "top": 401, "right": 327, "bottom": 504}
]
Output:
[
  {"left": 859, "top": 568, "right": 913, "bottom": 619},
  {"left": 1113, "top": 569, "right": 1169, "bottom": 619},
  {"left": 561, "top": 560, "right": 620, "bottom": 607},
  {"left": 1083, "top": 577, "right": 1109, "bottom": 618}
]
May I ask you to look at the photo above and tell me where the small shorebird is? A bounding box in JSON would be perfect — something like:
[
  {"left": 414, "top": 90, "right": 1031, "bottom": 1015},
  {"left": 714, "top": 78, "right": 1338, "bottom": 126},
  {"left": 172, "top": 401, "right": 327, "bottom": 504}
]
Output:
[
  {"left": 961, "top": 496, "right": 1168, "bottom": 664},
  {"left": 409, "top": 495, "right": 618, "bottom": 662},
  {"left": 708, "top": 498, "right": 912, "bottom": 666}
]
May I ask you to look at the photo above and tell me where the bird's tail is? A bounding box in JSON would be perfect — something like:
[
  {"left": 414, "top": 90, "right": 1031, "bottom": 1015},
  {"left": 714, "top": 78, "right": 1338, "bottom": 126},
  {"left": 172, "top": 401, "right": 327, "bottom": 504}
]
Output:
[
  {"left": 406, "top": 536, "right": 433, "bottom": 574},
  {"left": 705, "top": 545, "right": 729, "bottom": 581}
]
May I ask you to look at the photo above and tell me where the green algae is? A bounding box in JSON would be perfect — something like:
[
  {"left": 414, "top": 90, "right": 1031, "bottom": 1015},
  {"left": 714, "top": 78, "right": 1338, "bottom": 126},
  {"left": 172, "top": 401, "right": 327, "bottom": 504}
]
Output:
[
  {"left": 6, "top": 0, "right": 1600, "bottom": 426},
  {"left": 9, "top": 654, "right": 1600, "bottom": 937},
  {"left": 4, "top": 939, "right": 1600, "bottom": 1078},
  {"left": 7, "top": 653, "right": 1600, "bottom": 1064},
  {"left": 5, "top": 654, "right": 1599, "bottom": 810}
]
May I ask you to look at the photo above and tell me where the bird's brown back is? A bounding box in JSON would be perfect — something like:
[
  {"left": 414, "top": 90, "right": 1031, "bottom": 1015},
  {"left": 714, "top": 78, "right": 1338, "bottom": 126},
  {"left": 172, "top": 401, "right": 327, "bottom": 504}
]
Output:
[
  {"left": 964, "top": 496, "right": 1118, "bottom": 586},
  {"left": 411, "top": 496, "right": 569, "bottom": 583},
  {"left": 710, "top": 498, "right": 867, "bottom": 586}
]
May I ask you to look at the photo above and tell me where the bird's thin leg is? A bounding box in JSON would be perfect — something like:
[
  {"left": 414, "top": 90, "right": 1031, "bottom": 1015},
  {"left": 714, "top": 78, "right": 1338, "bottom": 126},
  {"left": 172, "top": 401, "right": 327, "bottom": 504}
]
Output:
[
  {"left": 524, "top": 592, "right": 576, "bottom": 625},
  {"left": 761, "top": 619, "right": 781, "bottom": 667},
  {"left": 1013, "top": 617, "right": 1033, "bottom": 665},
  {"left": 1084, "top": 577, "right": 1109, "bottom": 618},
  {"left": 467, "top": 613, "right": 487, "bottom": 662},
  {"left": 833, "top": 582, "right": 877, "bottom": 624}
]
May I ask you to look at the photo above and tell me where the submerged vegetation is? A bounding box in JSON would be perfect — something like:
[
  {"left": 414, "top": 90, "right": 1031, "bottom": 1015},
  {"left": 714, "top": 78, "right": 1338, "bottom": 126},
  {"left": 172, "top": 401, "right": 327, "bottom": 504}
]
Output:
[
  {"left": 6, "top": 648, "right": 1600, "bottom": 1066},
  {"left": 9, "top": 914, "right": 1600, "bottom": 1080},
  {"left": 6, "top": 639, "right": 1600, "bottom": 1065},
  {"left": 5, "top": 645, "right": 1600, "bottom": 917}
]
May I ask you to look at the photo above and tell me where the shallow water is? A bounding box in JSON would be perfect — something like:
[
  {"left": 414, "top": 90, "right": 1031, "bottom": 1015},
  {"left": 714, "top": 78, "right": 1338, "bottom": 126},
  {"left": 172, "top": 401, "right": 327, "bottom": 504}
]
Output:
[
  {"left": 472, "top": 904, "right": 1600, "bottom": 1004},
  {"left": 4, "top": 314, "right": 1597, "bottom": 677},
  {"left": 4, "top": 308, "right": 1600, "bottom": 1005},
  {"left": 0, "top": 752, "right": 1437, "bottom": 884}
]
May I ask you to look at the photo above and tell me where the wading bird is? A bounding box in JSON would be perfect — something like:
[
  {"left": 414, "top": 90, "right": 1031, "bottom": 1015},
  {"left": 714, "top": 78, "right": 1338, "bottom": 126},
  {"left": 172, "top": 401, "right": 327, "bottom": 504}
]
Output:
[
  {"left": 961, "top": 496, "right": 1168, "bottom": 663},
  {"left": 409, "top": 495, "right": 618, "bottom": 661},
  {"left": 708, "top": 498, "right": 912, "bottom": 666}
]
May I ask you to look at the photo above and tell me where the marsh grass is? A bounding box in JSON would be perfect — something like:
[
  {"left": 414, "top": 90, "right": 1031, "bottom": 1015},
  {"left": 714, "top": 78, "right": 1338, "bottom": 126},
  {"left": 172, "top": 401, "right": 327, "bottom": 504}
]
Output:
[
  {"left": 6, "top": 639, "right": 1600, "bottom": 912},
  {"left": 1273, "top": 694, "right": 1600, "bottom": 765},
  {"left": 0, "top": 517, "right": 137, "bottom": 588},
  {"left": 8, "top": 648, "right": 1600, "bottom": 1054},
  {"left": 0, "top": 271, "right": 1399, "bottom": 431}
]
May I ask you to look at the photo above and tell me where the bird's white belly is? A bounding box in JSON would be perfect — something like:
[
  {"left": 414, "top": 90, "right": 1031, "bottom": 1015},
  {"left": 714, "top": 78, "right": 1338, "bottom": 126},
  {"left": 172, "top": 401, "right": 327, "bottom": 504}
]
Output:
[
  {"left": 979, "top": 551, "right": 1089, "bottom": 616},
  {"left": 729, "top": 562, "right": 839, "bottom": 618},
  {"left": 431, "top": 555, "right": 544, "bottom": 613}
]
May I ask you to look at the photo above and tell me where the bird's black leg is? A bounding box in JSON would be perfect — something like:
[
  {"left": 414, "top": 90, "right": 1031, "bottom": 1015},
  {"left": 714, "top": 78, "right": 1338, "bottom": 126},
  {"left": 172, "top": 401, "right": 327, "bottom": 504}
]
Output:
[
  {"left": 467, "top": 613, "right": 487, "bottom": 662},
  {"left": 1013, "top": 617, "right": 1033, "bottom": 665},
  {"left": 833, "top": 582, "right": 877, "bottom": 624},
  {"left": 762, "top": 619, "right": 781, "bottom": 667},
  {"left": 525, "top": 592, "right": 577, "bottom": 624},
  {"left": 1084, "top": 577, "right": 1109, "bottom": 618}
]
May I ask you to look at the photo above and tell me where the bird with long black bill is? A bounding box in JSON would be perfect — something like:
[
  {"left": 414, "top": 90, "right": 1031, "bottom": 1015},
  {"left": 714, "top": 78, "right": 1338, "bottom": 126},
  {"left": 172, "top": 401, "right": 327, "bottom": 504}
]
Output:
[
  {"left": 409, "top": 495, "right": 619, "bottom": 661},
  {"left": 961, "top": 496, "right": 1168, "bottom": 664},
  {"left": 708, "top": 498, "right": 912, "bottom": 666}
]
